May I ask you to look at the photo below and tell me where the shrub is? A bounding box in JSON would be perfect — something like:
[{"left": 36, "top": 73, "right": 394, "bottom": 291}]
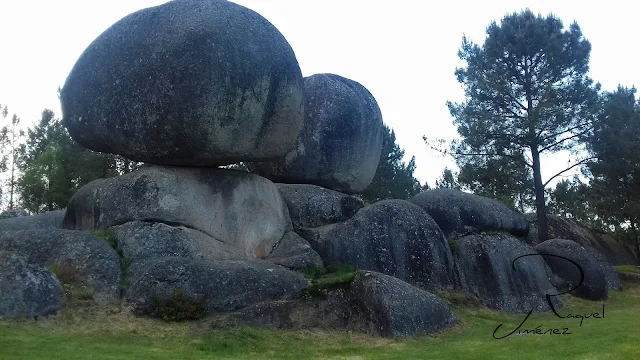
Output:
[
  {"left": 151, "top": 289, "right": 207, "bottom": 321},
  {"left": 300, "top": 264, "right": 360, "bottom": 298}
]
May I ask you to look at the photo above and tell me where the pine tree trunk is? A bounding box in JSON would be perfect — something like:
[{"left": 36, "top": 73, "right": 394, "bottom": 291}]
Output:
[{"left": 531, "top": 146, "right": 549, "bottom": 242}]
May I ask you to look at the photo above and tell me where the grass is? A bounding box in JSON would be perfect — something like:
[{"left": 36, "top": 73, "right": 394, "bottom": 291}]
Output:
[
  {"left": 614, "top": 265, "right": 640, "bottom": 274},
  {"left": 1, "top": 282, "right": 639, "bottom": 359},
  {"left": 298, "top": 264, "right": 360, "bottom": 298}
]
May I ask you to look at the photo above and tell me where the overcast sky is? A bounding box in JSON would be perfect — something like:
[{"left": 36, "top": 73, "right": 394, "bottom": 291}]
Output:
[{"left": 1, "top": 0, "right": 638, "bottom": 187}]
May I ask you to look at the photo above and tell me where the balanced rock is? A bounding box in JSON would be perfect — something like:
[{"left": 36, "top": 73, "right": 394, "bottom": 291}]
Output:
[
  {"left": 229, "top": 271, "right": 456, "bottom": 337},
  {"left": 454, "top": 233, "right": 560, "bottom": 313},
  {"left": 0, "top": 230, "right": 121, "bottom": 304},
  {"left": 535, "top": 239, "right": 609, "bottom": 301},
  {"left": 301, "top": 200, "right": 456, "bottom": 291},
  {"left": 127, "top": 257, "right": 308, "bottom": 315},
  {"left": 275, "top": 183, "right": 364, "bottom": 229},
  {"left": 60, "top": 0, "right": 304, "bottom": 166},
  {"left": 0, "top": 251, "right": 63, "bottom": 318},
  {"left": 250, "top": 73, "right": 384, "bottom": 194},
  {"left": 0, "top": 210, "right": 65, "bottom": 231},
  {"left": 409, "top": 189, "right": 529, "bottom": 237}
]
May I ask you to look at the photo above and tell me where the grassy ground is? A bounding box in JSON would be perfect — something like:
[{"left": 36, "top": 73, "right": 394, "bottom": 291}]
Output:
[
  {"left": 1, "top": 283, "right": 639, "bottom": 360},
  {"left": 614, "top": 265, "right": 640, "bottom": 274}
]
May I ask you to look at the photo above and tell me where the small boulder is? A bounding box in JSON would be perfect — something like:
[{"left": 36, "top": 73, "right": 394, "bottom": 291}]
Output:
[
  {"left": 0, "top": 209, "right": 30, "bottom": 219},
  {"left": 0, "top": 230, "right": 121, "bottom": 304},
  {"left": 535, "top": 239, "right": 609, "bottom": 301},
  {"left": 265, "top": 231, "right": 324, "bottom": 269},
  {"left": 109, "top": 221, "right": 246, "bottom": 264},
  {"left": 0, "top": 251, "right": 63, "bottom": 318},
  {"left": 584, "top": 246, "right": 622, "bottom": 291},
  {"left": 301, "top": 199, "right": 456, "bottom": 291},
  {"left": 455, "top": 233, "right": 561, "bottom": 313},
  {"left": 275, "top": 183, "right": 364, "bottom": 229},
  {"left": 127, "top": 257, "right": 308, "bottom": 315},
  {"left": 250, "top": 73, "right": 384, "bottom": 194},
  {"left": 409, "top": 189, "right": 529, "bottom": 237},
  {"left": 0, "top": 210, "right": 65, "bottom": 231},
  {"left": 61, "top": 0, "right": 304, "bottom": 166}
]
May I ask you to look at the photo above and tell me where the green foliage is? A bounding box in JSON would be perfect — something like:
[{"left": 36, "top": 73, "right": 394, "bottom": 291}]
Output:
[
  {"left": 151, "top": 289, "right": 207, "bottom": 322},
  {"left": 440, "top": 10, "right": 600, "bottom": 242},
  {"left": 447, "top": 236, "right": 459, "bottom": 258},
  {"left": 17, "top": 109, "right": 141, "bottom": 213},
  {"left": 613, "top": 265, "right": 640, "bottom": 274},
  {"left": 49, "top": 262, "right": 83, "bottom": 285},
  {"left": 300, "top": 264, "right": 359, "bottom": 298},
  {"left": 435, "top": 167, "right": 461, "bottom": 190},
  {"left": 362, "top": 125, "right": 421, "bottom": 202},
  {"left": 586, "top": 86, "right": 640, "bottom": 254},
  {"left": 0, "top": 106, "right": 26, "bottom": 210}
]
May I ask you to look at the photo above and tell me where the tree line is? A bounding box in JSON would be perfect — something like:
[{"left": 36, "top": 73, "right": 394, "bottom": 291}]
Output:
[{"left": 427, "top": 9, "right": 639, "bottom": 255}]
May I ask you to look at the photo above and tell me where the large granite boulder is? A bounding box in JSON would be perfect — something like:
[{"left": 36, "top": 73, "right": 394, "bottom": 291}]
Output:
[
  {"left": 275, "top": 183, "right": 364, "bottom": 229},
  {"left": 250, "top": 73, "right": 384, "bottom": 194},
  {"left": 454, "top": 233, "right": 561, "bottom": 313},
  {"left": 0, "top": 251, "right": 63, "bottom": 318},
  {"left": 64, "top": 166, "right": 292, "bottom": 260},
  {"left": 0, "top": 230, "right": 121, "bottom": 304},
  {"left": 127, "top": 257, "right": 308, "bottom": 315},
  {"left": 0, "top": 210, "right": 65, "bottom": 231},
  {"left": 526, "top": 214, "right": 637, "bottom": 265},
  {"left": 584, "top": 246, "right": 622, "bottom": 291},
  {"left": 409, "top": 189, "right": 529, "bottom": 237},
  {"left": 60, "top": 0, "right": 304, "bottom": 166},
  {"left": 300, "top": 200, "right": 456, "bottom": 291},
  {"left": 227, "top": 271, "right": 456, "bottom": 337},
  {"left": 535, "top": 239, "right": 609, "bottom": 301}
]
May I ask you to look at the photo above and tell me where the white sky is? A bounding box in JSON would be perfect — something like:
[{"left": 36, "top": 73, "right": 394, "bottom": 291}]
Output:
[{"left": 1, "top": 0, "right": 638, "bottom": 188}]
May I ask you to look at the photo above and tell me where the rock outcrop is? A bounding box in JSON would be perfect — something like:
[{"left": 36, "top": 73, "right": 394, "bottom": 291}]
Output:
[
  {"left": 250, "top": 73, "right": 384, "bottom": 194},
  {"left": 526, "top": 214, "right": 637, "bottom": 265},
  {"left": 227, "top": 271, "right": 456, "bottom": 337},
  {"left": 454, "top": 233, "right": 561, "bottom": 313},
  {"left": 275, "top": 183, "right": 364, "bottom": 229},
  {"left": 0, "top": 251, "right": 63, "bottom": 318},
  {"left": 535, "top": 239, "right": 609, "bottom": 301},
  {"left": 0, "top": 230, "right": 121, "bottom": 304},
  {"left": 64, "top": 166, "right": 293, "bottom": 260},
  {"left": 300, "top": 200, "right": 456, "bottom": 291},
  {"left": 60, "top": 0, "right": 304, "bottom": 166},
  {"left": 0, "top": 210, "right": 65, "bottom": 231},
  {"left": 409, "top": 189, "right": 529, "bottom": 237},
  {"left": 127, "top": 257, "right": 308, "bottom": 315}
]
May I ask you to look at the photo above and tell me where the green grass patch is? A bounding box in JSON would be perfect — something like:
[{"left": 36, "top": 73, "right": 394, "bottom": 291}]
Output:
[
  {"left": 299, "top": 264, "right": 359, "bottom": 298},
  {"left": 150, "top": 290, "right": 207, "bottom": 322},
  {"left": 614, "top": 265, "right": 640, "bottom": 274},
  {"left": 1, "top": 285, "right": 640, "bottom": 359},
  {"left": 437, "top": 290, "right": 482, "bottom": 308}
]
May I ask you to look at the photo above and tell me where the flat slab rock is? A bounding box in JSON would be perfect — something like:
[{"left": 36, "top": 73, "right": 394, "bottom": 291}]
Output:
[
  {"left": 300, "top": 199, "right": 456, "bottom": 292},
  {"left": 227, "top": 271, "right": 456, "bottom": 337},
  {"left": 126, "top": 257, "right": 309, "bottom": 315},
  {"left": 0, "top": 229, "right": 121, "bottom": 304},
  {"left": 0, "top": 251, "right": 63, "bottom": 318},
  {"left": 455, "top": 233, "right": 561, "bottom": 313},
  {"left": 60, "top": 0, "right": 304, "bottom": 166},
  {"left": 409, "top": 189, "right": 529, "bottom": 237},
  {"left": 64, "top": 166, "right": 293, "bottom": 260},
  {"left": 0, "top": 210, "right": 65, "bottom": 231},
  {"left": 250, "top": 73, "right": 384, "bottom": 194}
]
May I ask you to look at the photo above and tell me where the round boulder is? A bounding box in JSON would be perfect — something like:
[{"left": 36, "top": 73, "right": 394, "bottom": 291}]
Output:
[
  {"left": 0, "top": 251, "right": 63, "bottom": 318},
  {"left": 535, "top": 239, "right": 609, "bottom": 301},
  {"left": 250, "top": 73, "right": 384, "bottom": 194},
  {"left": 60, "top": 0, "right": 304, "bottom": 166},
  {"left": 409, "top": 189, "right": 529, "bottom": 237}
]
